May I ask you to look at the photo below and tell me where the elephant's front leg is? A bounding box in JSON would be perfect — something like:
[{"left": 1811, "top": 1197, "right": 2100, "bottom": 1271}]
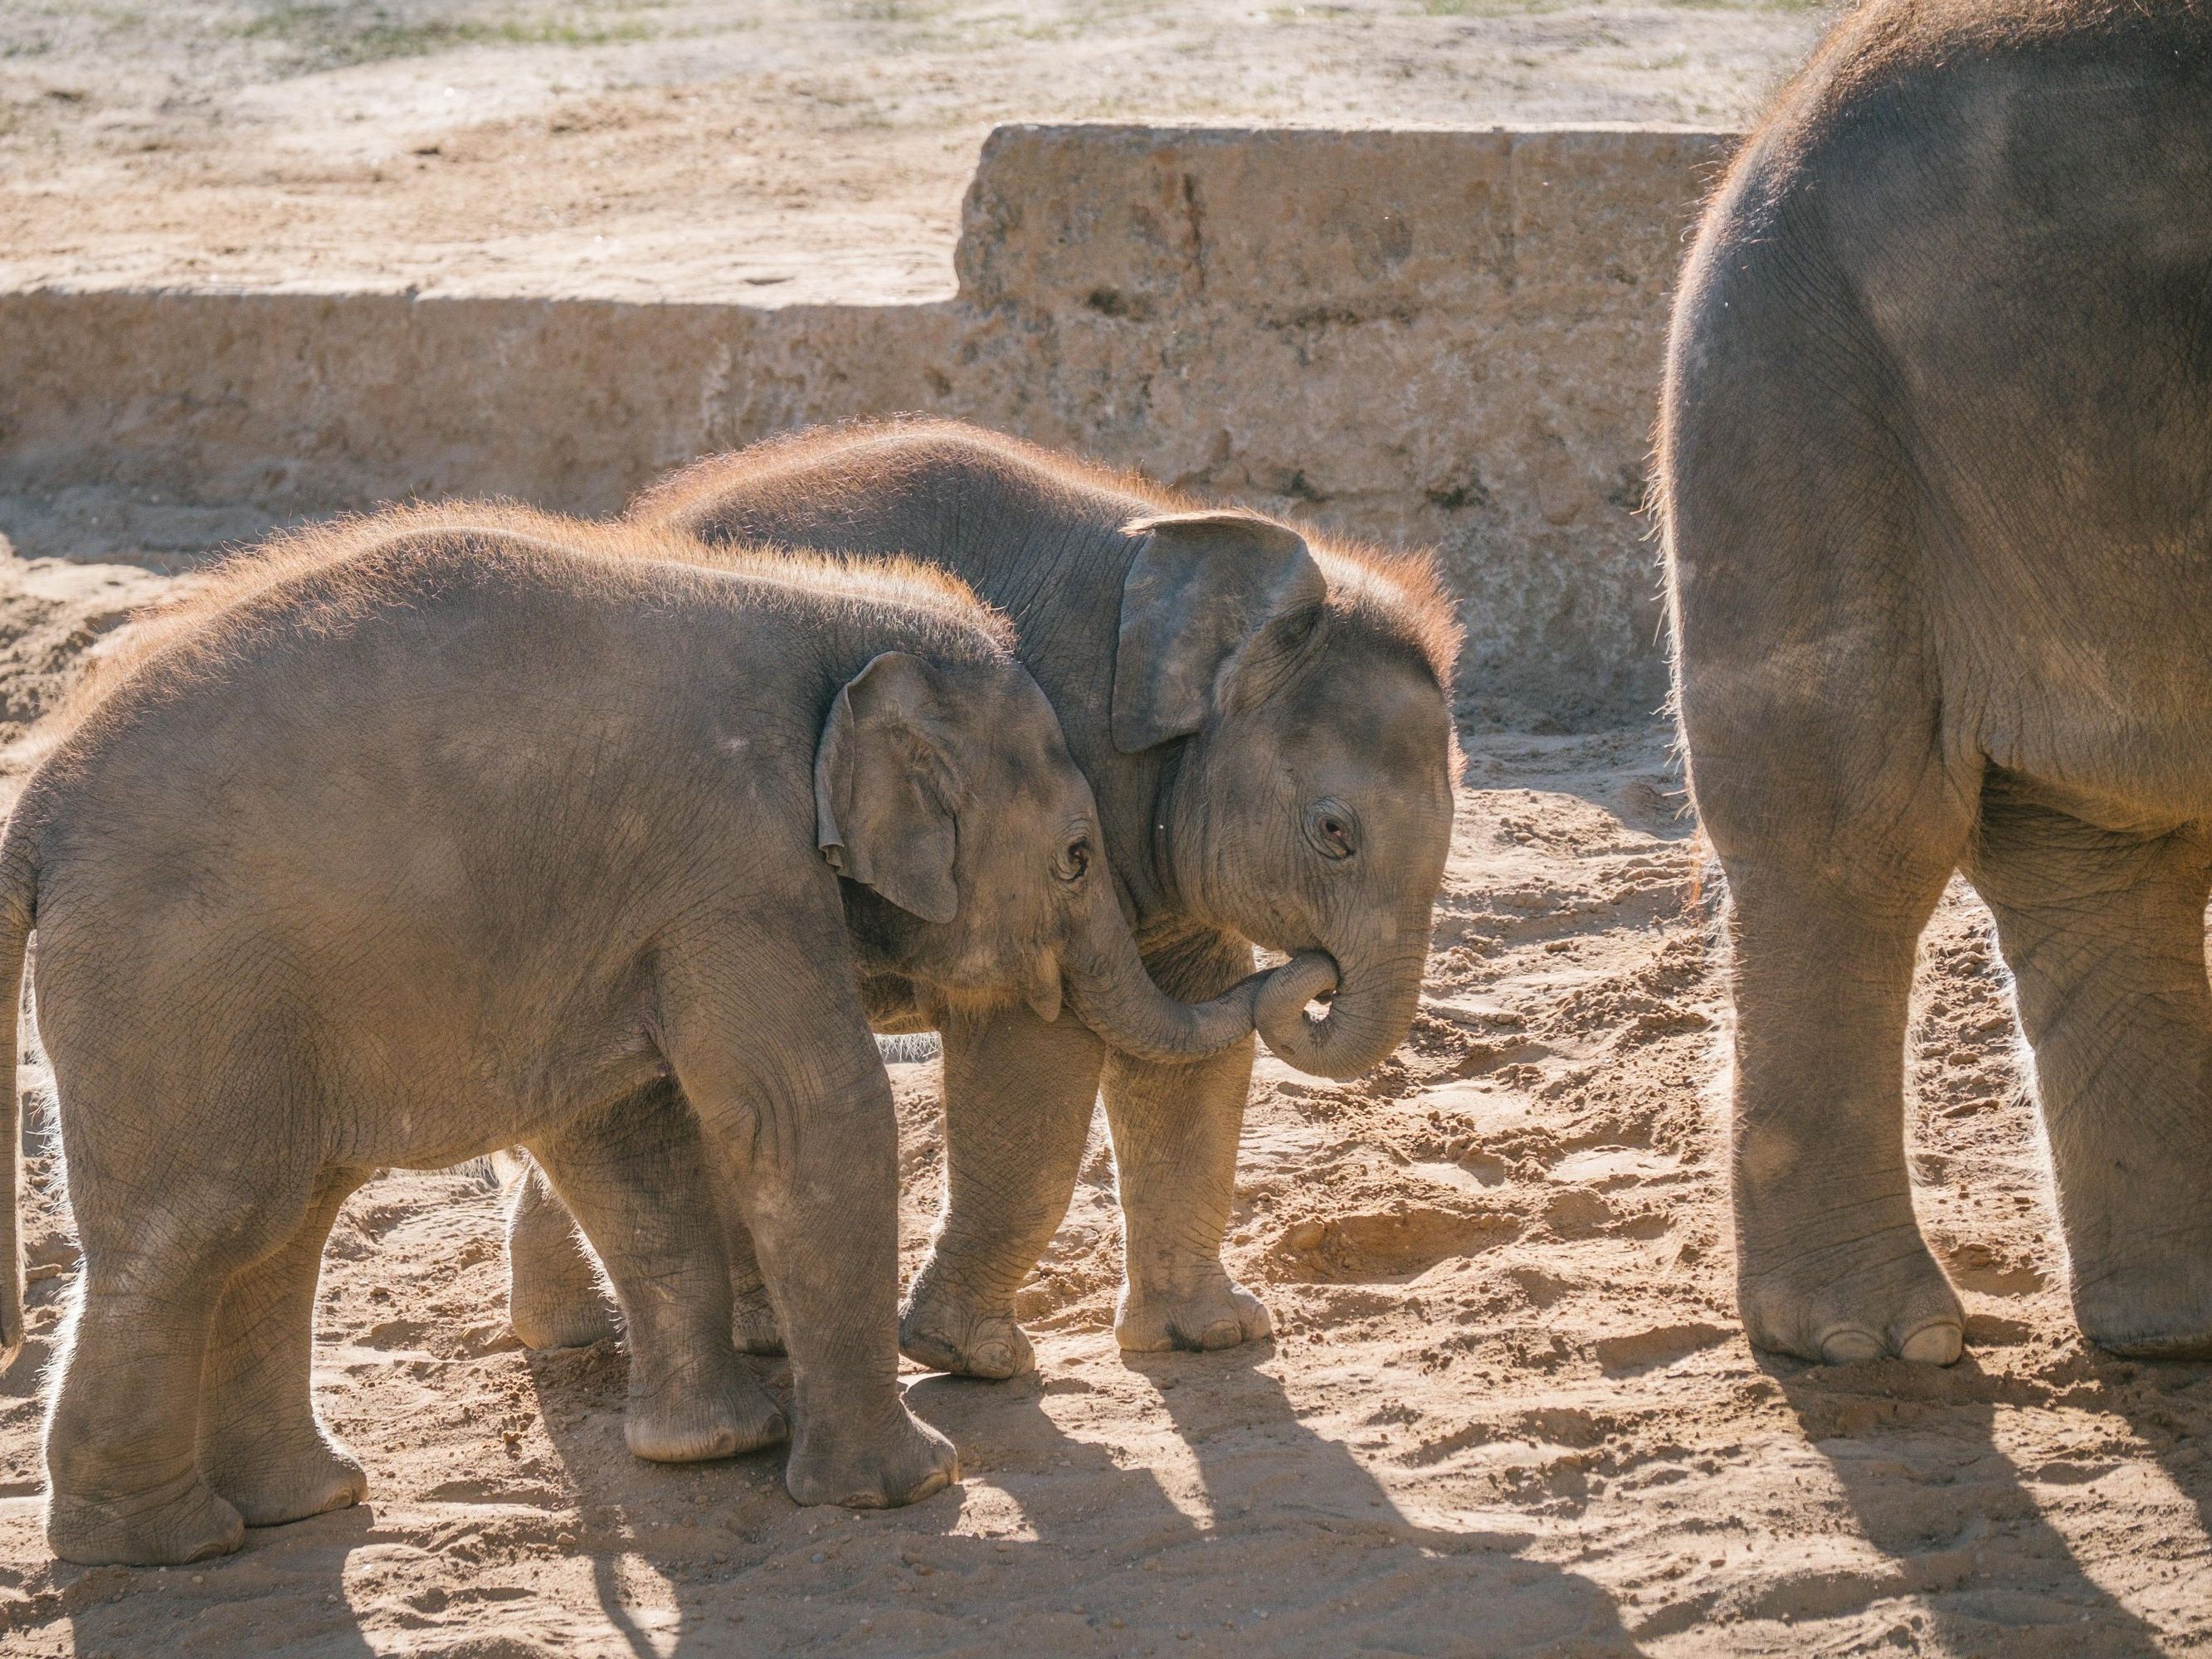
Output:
[
  {"left": 1100, "top": 930, "right": 1270, "bottom": 1354},
  {"left": 530, "top": 1102, "right": 784, "bottom": 1464},
  {"left": 704, "top": 1155, "right": 786, "bottom": 1356},
  {"left": 506, "top": 1152, "right": 619, "bottom": 1350},
  {"left": 198, "top": 1167, "right": 371, "bottom": 1526},
  {"left": 899, "top": 1001, "right": 1106, "bottom": 1379},
  {"left": 667, "top": 949, "right": 956, "bottom": 1508},
  {"left": 509, "top": 1079, "right": 787, "bottom": 1358}
]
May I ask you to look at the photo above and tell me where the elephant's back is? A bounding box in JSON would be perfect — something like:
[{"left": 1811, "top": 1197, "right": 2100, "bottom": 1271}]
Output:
[
  {"left": 27, "top": 533, "right": 808, "bottom": 949},
  {"left": 630, "top": 419, "right": 1153, "bottom": 769},
  {"left": 1664, "top": 0, "right": 2212, "bottom": 811},
  {"left": 632, "top": 420, "right": 1159, "bottom": 617}
]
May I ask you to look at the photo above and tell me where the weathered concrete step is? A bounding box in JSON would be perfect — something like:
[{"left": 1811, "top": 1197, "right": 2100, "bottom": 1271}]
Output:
[{"left": 0, "top": 124, "right": 1737, "bottom": 722}]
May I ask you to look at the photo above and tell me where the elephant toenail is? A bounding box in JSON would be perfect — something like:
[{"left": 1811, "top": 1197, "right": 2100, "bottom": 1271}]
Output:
[
  {"left": 1898, "top": 1321, "right": 1964, "bottom": 1365},
  {"left": 1816, "top": 1326, "right": 1883, "bottom": 1365}
]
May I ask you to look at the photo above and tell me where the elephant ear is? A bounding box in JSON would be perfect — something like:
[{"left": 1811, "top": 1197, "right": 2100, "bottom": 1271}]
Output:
[
  {"left": 1111, "top": 510, "right": 1329, "bottom": 753},
  {"left": 814, "top": 653, "right": 960, "bottom": 924}
]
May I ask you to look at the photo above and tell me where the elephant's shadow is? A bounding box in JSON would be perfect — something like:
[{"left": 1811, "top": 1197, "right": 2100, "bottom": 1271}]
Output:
[
  {"left": 1770, "top": 1343, "right": 2212, "bottom": 1658},
  {"left": 524, "top": 1336, "right": 1646, "bottom": 1658}
]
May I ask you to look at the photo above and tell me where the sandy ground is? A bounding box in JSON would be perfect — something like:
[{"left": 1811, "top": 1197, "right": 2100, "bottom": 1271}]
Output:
[
  {"left": 0, "top": 0, "right": 1826, "bottom": 304},
  {"left": 4, "top": 6, "right": 2210, "bottom": 1650},
  {"left": 0, "top": 554, "right": 2205, "bottom": 1656}
]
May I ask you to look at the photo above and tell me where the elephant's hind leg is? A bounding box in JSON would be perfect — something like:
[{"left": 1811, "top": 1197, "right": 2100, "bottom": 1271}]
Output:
[
  {"left": 1722, "top": 842, "right": 1969, "bottom": 1365},
  {"left": 506, "top": 1154, "right": 619, "bottom": 1350},
  {"left": 531, "top": 1104, "right": 785, "bottom": 1463},
  {"left": 1678, "top": 567, "right": 1976, "bottom": 1365},
  {"left": 46, "top": 1153, "right": 314, "bottom": 1564},
  {"left": 199, "top": 1167, "right": 371, "bottom": 1526},
  {"left": 1664, "top": 144, "right": 1984, "bottom": 1365},
  {"left": 1968, "top": 781, "right": 2212, "bottom": 1356}
]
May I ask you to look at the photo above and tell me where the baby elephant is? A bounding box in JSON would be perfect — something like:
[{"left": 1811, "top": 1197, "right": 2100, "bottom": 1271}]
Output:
[{"left": 0, "top": 506, "right": 1328, "bottom": 1566}]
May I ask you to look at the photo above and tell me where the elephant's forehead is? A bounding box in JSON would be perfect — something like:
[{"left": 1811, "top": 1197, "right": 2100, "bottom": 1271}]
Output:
[
  {"left": 1277, "top": 659, "right": 1452, "bottom": 786},
  {"left": 981, "top": 707, "right": 1089, "bottom": 807}
]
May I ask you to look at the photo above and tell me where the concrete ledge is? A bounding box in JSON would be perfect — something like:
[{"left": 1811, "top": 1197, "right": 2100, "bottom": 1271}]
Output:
[{"left": 0, "top": 123, "right": 1737, "bottom": 720}]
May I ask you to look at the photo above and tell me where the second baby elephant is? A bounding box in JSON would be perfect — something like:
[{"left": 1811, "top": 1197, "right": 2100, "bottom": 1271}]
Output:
[
  {"left": 5, "top": 504, "right": 1328, "bottom": 1566},
  {"left": 509, "top": 421, "right": 1462, "bottom": 1378}
]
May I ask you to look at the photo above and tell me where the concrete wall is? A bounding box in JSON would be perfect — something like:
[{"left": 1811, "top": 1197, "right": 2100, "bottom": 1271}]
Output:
[{"left": 0, "top": 124, "right": 1735, "bottom": 722}]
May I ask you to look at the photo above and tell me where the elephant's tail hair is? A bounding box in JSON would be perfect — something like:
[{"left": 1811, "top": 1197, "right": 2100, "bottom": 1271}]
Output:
[{"left": 0, "top": 811, "right": 33, "bottom": 1373}]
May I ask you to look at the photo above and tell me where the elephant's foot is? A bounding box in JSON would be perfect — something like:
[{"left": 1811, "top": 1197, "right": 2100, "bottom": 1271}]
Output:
[
  {"left": 625, "top": 1374, "right": 786, "bottom": 1464},
  {"left": 1739, "top": 1220, "right": 1964, "bottom": 1365},
  {"left": 732, "top": 1282, "right": 786, "bottom": 1357},
  {"left": 509, "top": 1277, "right": 617, "bottom": 1352},
  {"left": 2072, "top": 1244, "right": 2212, "bottom": 1359},
  {"left": 47, "top": 1472, "right": 246, "bottom": 1566},
  {"left": 207, "top": 1431, "right": 367, "bottom": 1528},
  {"left": 899, "top": 1282, "right": 1034, "bottom": 1380},
  {"left": 785, "top": 1404, "right": 957, "bottom": 1508},
  {"left": 1115, "top": 1267, "right": 1274, "bottom": 1355}
]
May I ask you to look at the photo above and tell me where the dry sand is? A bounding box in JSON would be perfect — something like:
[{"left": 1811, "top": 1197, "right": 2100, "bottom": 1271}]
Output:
[
  {"left": 0, "top": 555, "right": 2205, "bottom": 1657},
  {"left": 0, "top": 0, "right": 1825, "bottom": 304},
  {"left": 3, "top": 3, "right": 2210, "bottom": 1652}
]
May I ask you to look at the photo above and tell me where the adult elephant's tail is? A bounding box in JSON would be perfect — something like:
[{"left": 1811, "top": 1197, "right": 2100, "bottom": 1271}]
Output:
[{"left": 0, "top": 811, "right": 35, "bottom": 1372}]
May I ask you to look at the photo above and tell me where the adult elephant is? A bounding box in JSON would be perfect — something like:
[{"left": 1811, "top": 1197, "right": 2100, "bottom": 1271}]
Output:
[
  {"left": 1662, "top": 0, "right": 2212, "bottom": 1365},
  {"left": 507, "top": 421, "right": 1461, "bottom": 1376}
]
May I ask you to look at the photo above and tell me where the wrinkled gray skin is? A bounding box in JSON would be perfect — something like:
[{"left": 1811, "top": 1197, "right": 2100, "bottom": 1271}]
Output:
[
  {"left": 0, "top": 523, "right": 1323, "bottom": 1566},
  {"left": 509, "top": 423, "right": 1459, "bottom": 1378},
  {"left": 1662, "top": 0, "right": 2212, "bottom": 1366}
]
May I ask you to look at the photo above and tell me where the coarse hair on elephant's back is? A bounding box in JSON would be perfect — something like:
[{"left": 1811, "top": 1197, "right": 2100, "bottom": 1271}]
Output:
[
  {"left": 627, "top": 416, "right": 1193, "bottom": 533},
  {"left": 54, "top": 500, "right": 1013, "bottom": 747},
  {"left": 631, "top": 416, "right": 1464, "bottom": 698},
  {"left": 1746, "top": 0, "right": 2212, "bottom": 174}
]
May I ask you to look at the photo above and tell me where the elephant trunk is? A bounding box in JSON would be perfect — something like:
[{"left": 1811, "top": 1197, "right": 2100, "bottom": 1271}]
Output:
[
  {"left": 1255, "top": 932, "right": 1427, "bottom": 1082},
  {"left": 1062, "top": 888, "right": 1337, "bottom": 1064}
]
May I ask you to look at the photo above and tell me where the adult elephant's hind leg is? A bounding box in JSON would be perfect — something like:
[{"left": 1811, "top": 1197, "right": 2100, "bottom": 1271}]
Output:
[
  {"left": 1723, "top": 839, "right": 1967, "bottom": 1365},
  {"left": 507, "top": 1150, "right": 619, "bottom": 1350},
  {"left": 199, "top": 1167, "right": 371, "bottom": 1526},
  {"left": 1680, "top": 591, "right": 1974, "bottom": 1365},
  {"left": 900, "top": 1003, "right": 1105, "bottom": 1379},
  {"left": 1970, "top": 784, "right": 2212, "bottom": 1356},
  {"left": 1102, "top": 931, "right": 1269, "bottom": 1355},
  {"left": 1664, "top": 136, "right": 1985, "bottom": 1365}
]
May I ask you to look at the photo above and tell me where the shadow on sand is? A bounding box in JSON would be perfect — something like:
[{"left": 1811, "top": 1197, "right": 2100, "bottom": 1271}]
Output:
[
  {"left": 517, "top": 1333, "right": 1644, "bottom": 1659},
  {"left": 1771, "top": 1345, "right": 2197, "bottom": 1658}
]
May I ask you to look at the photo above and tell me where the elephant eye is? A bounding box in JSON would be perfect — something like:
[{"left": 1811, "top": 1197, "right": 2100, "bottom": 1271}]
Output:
[
  {"left": 1306, "top": 800, "right": 1358, "bottom": 860},
  {"left": 1056, "top": 835, "right": 1092, "bottom": 883}
]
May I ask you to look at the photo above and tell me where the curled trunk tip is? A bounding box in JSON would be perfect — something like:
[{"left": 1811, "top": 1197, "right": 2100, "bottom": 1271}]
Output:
[{"left": 1256, "top": 945, "right": 1422, "bottom": 1081}]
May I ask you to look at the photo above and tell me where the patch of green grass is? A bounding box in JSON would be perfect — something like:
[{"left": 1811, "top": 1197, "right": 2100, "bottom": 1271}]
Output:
[
  {"left": 235, "top": 3, "right": 657, "bottom": 71},
  {"left": 1000, "top": 0, "right": 1166, "bottom": 43},
  {"left": 843, "top": 0, "right": 941, "bottom": 20},
  {"left": 1416, "top": 0, "right": 1565, "bottom": 17}
]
